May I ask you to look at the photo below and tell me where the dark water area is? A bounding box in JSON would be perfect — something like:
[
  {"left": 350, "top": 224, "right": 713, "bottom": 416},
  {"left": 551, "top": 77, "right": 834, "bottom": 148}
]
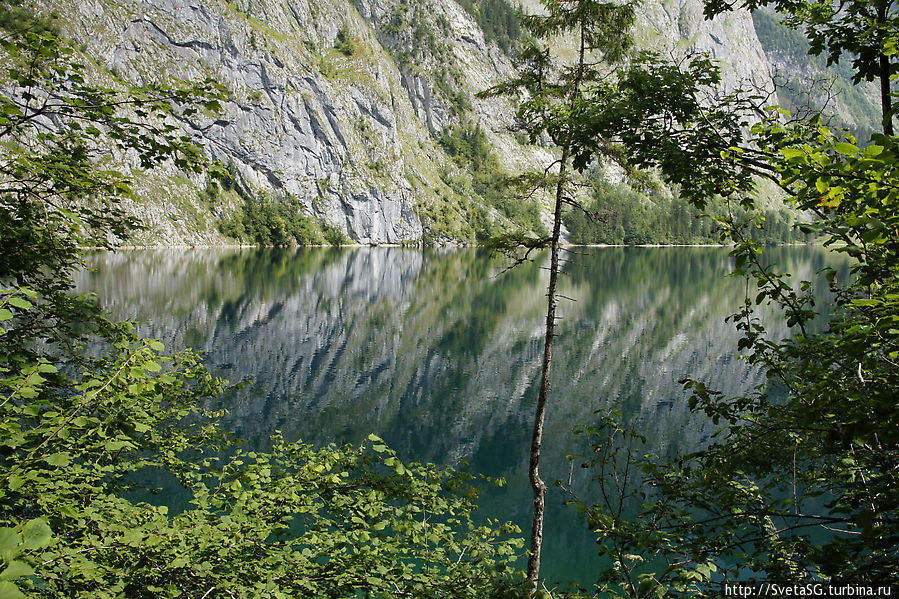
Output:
[{"left": 74, "top": 246, "right": 849, "bottom": 589}]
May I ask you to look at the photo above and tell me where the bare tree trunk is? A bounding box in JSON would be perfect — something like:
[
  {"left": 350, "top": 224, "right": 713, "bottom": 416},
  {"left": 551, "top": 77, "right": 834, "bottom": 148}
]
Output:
[
  {"left": 526, "top": 13, "right": 588, "bottom": 595},
  {"left": 879, "top": 52, "right": 893, "bottom": 136},
  {"left": 877, "top": 1, "right": 894, "bottom": 135},
  {"left": 525, "top": 142, "right": 570, "bottom": 596}
]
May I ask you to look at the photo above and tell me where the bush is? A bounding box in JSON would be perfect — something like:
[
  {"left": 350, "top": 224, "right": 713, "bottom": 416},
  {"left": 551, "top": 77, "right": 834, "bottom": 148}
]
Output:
[
  {"left": 438, "top": 123, "right": 545, "bottom": 237},
  {"left": 219, "top": 191, "right": 347, "bottom": 246},
  {"left": 334, "top": 25, "right": 355, "bottom": 56}
]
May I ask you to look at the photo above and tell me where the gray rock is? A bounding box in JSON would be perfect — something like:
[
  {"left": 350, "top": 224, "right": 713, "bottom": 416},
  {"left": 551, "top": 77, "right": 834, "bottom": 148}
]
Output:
[{"left": 36, "top": 0, "right": 789, "bottom": 245}]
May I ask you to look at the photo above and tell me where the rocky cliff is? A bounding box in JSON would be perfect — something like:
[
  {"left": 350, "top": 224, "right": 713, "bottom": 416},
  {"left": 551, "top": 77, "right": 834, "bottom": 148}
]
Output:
[{"left": 32, "top": 0, "right": 794, "bottom": 244}]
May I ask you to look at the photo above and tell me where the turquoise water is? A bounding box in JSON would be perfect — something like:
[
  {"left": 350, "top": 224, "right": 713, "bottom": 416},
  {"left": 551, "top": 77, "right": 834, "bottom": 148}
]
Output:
[{"left": 76, "top": 246, "right": 847, "bottom": 589}]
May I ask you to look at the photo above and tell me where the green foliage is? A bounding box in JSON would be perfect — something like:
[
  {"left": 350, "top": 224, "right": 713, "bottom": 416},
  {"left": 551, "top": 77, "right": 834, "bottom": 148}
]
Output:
[
  {"left": 438, "top": 123, "right": 545, "bottom": 237},
  {"left": 379, "top": 4, "right": 472, "bottom": 116},
  {"left": 751, "top": 9, "right": 880, "bottom": 141},
  {"left": 0, "top": 325, "right": 525, "bottom": 596},
  {"left": 586, "top": 52, "right": 752, "bottom": 208},
  {"left": 433, "top": 67, "right": 473, "bottom": 115},
  {"left": 564, "top": 175, "right": 807, "bottom": 245},
  {"left": 456, "top": 0, "right": 525, "bottom": 56},
  {"left": 482, "top": 1, "right": 640, "bottom": 591},
  {"left": 480, "top": 0, "right": 639, "bottom": 249},
  {"left": 333, "top": 25, "right": 355, "bottom": 56},
  {"left": 219, "top": 189, "right": 348, "bottom": 246},
  {"left": 382, "top": 2, "right": 441, "bottom": 64},
  {"left": 561, "top": 7, "right": 899, "bottom": 593},
  {"left": 0, "top": 0, "right": 56, "bottom": 37},
  {"left": 0, "top": 8, "right": 224, "bottom": 367},
  {"left": 197, "top": 178, "right": 220, "bottom": 211},
  {"left": 706, "top": 0, "right": 899, "bottom": 133},
  {"left": 716, "top": 0, "right": 898, "bottom": 88}
]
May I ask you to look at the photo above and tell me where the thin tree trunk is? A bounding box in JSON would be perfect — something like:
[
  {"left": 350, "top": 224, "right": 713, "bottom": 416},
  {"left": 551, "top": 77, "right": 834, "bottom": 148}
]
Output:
[
  {"left": 879, "top": 51, "right": 893, "bottom": 136},
  {"left": 526, "top": 142, "right": 569, "bottom": 596},
  {"left": 877, "top": 1, "right": 894, "bottom": 135},
  {"left": 526, "top": 12, "right": 587, "bottom": 596}
]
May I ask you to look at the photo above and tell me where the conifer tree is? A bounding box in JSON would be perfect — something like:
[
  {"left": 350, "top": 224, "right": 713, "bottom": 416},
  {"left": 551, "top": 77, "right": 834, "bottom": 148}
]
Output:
[{"left": 483, "top": 0, "right": 636, "bottom": 592}]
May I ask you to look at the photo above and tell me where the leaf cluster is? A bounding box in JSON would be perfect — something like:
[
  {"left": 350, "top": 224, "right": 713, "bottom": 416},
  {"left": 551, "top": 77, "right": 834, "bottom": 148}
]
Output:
[
  {"left": 706, "top": 0, "right": 899, "bottom": 87},
  {"left": 0, "top": 18, "right": 225, "bottom": 368},
  {"left": 0, "top": 321, "right": 525, "bottom": 597},
  {"left": 480, "top": 0, "right": 636, "bottom": 160}
]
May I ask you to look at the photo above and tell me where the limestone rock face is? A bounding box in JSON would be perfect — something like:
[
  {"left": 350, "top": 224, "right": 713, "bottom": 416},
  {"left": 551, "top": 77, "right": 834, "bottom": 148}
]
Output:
[
  {"left": 639, "top": 0, "right": 774, "bottom": 94},
  {"left": 35, "top": 0, "right": 782, "bottom": 244}
]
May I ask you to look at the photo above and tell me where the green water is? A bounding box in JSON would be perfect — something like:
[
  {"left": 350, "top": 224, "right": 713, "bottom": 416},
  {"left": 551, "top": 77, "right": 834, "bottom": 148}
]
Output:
[{"left": 75, "top": 246, "right": 848, "bottom": 590}]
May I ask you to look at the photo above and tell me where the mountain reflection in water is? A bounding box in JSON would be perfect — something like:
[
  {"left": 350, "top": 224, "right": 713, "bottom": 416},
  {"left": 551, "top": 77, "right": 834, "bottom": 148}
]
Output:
[{"left": 75, "top": 246, "right": 847, "bottom": 587}]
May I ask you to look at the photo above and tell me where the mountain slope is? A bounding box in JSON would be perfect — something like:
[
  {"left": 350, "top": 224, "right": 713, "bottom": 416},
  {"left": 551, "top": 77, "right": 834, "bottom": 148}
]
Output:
[
  {"left": 751, "top": 8, "right": 881, "bottom": 140},
  {"left": 27, "top": 0, "right": 787, "bottom": 244}
]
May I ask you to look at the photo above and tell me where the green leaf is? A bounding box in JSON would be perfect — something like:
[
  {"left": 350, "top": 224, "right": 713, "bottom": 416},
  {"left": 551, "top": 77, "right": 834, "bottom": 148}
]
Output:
[
  {"left": 0, "top": 530, "right": 18, "bottom": 562},
  {"left": 0, "top": 581, "right": 25, "bottom": 599},
  {"left": 0, "top": 309, "right": 11, "bottom": 322},
  {"left": 0, "top": 561, "right": 33, "bottom": 582},
  {"left": 21, "top": 519, "right": 52, "bottom": 550},
  {"left": 6, "top": 298, "right": 30, "bottom": 310},
  {"left": 44, "top": 453, "right": 71, "bottom": 467},
  {"left": 104, "top": 440, "right": 131, "bottom": 452},
  {"left": 143, "top": 360, "right": 162, "bottom": 372},
  {"left": 862, "top": 144, "right": 884, "bottom": 157},
  {"left": 833, "top": 142, "right": 859, "bottom": 156},
  {"left": 851, "top": 299, "right": 880, "bottom": 307},
  {"left": 780, "top": 147, "right": 806, "bottom": 161}
]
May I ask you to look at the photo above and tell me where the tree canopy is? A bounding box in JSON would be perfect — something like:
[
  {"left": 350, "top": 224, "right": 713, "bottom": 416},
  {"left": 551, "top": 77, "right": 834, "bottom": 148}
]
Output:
[
  {"left": 555, "top": 1, "right": 899, "bottom": 595},
  {"left": 704, "top": 0, "right": 899, "bottom": 134},
  {"left": 482, "top": 1, "right": 638, "bottom": 593}
]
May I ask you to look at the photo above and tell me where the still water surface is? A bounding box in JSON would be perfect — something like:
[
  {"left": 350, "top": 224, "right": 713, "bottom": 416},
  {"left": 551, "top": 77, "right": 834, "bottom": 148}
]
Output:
[{"left": 75, "top": 246, "right": 845, "bottom": 588}]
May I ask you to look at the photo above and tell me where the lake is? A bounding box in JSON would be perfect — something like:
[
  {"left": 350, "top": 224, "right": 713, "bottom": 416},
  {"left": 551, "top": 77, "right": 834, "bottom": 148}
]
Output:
[{"left": 74, "top": 245, "right": 847, "bottom": 589}]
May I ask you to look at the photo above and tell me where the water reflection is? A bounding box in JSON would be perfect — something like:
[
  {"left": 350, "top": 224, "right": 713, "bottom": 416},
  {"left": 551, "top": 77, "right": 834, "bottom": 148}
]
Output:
[{"left": 75, "top": 246, "right": 847, "bottom": 586}]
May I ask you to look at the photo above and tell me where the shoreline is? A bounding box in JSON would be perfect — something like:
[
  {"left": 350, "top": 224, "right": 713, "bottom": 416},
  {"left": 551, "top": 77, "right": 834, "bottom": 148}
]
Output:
[{"left": 85, "top": 241, "right": 820, "bottom": 250}]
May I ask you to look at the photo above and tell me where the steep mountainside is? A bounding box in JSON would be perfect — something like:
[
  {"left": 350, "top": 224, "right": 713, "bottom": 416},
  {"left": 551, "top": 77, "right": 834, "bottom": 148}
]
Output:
[
  {"left": 751, "top": 8, "right": 881, "bottom": 140},
  {"left": 29, "top": 0, "right": 785, "bottom": 244}
]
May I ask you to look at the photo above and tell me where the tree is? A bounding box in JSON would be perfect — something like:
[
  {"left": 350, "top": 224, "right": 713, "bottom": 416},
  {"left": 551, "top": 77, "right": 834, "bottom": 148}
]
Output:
[
  {"left": 557, "top": 8, "right": 899, "bottom": 595},
  {"left": 0, "top": 2, "right": 223, "bottom": 369},
  {"left": 704, "top": 0, "right": 899, "bottom": 134},
  {"left": 482, "top": 0, "right": 637, "bottom": 593},
  {"left": 573, "top": 127, "right": 899, "bottom": 595},
  {"left": 0, "top": 10, "right": 526, "bottom": 598}
]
